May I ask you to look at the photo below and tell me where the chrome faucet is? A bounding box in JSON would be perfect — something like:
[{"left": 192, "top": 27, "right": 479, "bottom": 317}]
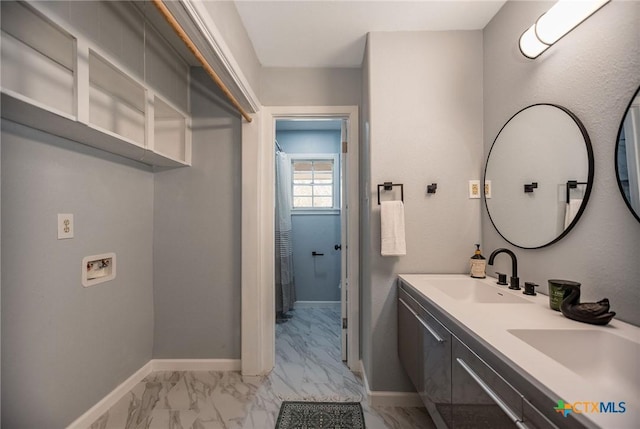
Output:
[{"left": 488, "top": 248, "right": 520, "bottom": 290}]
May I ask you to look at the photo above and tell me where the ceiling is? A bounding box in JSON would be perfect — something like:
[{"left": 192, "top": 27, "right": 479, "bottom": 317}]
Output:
[{"left": 233, "top": 0, "right": 507, "bottom": 68}]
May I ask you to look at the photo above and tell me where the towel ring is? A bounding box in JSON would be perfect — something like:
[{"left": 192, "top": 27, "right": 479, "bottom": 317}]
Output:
[{"left": 377, "top": 182, "right": 404, "bottom": 205}]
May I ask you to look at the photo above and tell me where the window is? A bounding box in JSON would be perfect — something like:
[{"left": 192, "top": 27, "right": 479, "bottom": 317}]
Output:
[{"left": 291, "top": 154, "right": 339, "bottom": 210}]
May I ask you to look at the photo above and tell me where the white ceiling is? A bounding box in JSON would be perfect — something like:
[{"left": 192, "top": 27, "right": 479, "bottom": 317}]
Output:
[{"left": 233, "top": 0, "right": 507, "bottom": 68}]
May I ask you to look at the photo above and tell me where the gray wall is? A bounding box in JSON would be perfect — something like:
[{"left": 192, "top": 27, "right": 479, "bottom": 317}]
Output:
[
  {"left": 482, "top": 1, "right": 640, "bottom": 325},
  {"left": 277, "top": 130, "right": 342, "bottom": 302},
  {"left": 196, "top": 2, "right": 362, "bottom": 109},
  {"left": 362, "top": 31, "right": 484, "bottom": 392},
  {"left": 261, "top": 67, "right": 362, "bottom": 106},
  {"left": 152, "top": 68, "right": 242, "bottom": 358},
  {"left": 1, "top": 120, "right": 154, "bottom": 428}
]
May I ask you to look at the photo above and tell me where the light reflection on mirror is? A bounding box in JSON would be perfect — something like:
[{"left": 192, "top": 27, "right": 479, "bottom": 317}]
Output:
[
  {"left": 484, "top": 104, "right": 594, "bottom": 249},
  {"left": 616, "top": 87, "right": 640, "bottom": 223}
]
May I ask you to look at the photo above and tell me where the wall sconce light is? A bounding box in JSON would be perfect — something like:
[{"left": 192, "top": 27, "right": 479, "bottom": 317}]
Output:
[{"left": 519, "top": 0, "right": 610, "bottom": 59}]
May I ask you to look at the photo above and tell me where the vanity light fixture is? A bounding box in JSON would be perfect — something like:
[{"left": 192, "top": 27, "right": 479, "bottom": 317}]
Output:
[{"left": 519, "top": 0, "right": 610, "bottom": 59}]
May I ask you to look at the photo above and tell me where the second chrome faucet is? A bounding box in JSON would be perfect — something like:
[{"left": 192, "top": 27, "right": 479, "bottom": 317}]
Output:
[{"left": 488, "top": 248, "right": 520, "bottom": 290}]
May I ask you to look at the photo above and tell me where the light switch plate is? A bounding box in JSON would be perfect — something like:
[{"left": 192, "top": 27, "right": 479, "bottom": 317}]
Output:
[
  {"left": 469, "top": 180, "right": 481, "bottom": 199},
  {"left": 58, "top": 213, "right": 74, "bottom": 239},
  {"left": 484, "top": 180, "right": 492, "bottom": 199}
]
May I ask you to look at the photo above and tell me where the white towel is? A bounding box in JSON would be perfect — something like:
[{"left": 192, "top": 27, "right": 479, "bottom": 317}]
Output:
[
  {"left": 381, "top": 201, "right": 406, "bottom": 256},
  {"left": 564, "top": 198, "right": 582, "bottom": 229}
]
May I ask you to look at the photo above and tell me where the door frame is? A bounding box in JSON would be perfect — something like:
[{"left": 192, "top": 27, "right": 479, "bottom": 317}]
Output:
[{"left": 241, "top": 105, "right": 359, "bottom": 375}]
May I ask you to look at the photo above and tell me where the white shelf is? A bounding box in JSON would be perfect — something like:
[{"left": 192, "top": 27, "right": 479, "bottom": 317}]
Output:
[
  {"left": 1, "top": 91, "right": 146, "bottom": 162},
  {"left": 0, "top": 1, "right": 191, "bottom": 169},
  {"left": 150, "top": 94, "right": 192, "bottom": 166},
  {"left": 88, "top": 50, "right": 146, "bottom": 148},
  {"left": 1, "top": 1, "right": 75, "bottom": 118}
]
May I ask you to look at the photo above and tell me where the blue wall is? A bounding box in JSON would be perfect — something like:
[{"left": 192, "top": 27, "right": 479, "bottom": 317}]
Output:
[{"left": 276, "top": 130, "right": 341, "bottom": 302}]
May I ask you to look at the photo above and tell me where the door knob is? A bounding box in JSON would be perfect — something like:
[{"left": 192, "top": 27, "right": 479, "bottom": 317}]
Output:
[{"left": 334, "top": 244, "right": 342, "bottom": 250}]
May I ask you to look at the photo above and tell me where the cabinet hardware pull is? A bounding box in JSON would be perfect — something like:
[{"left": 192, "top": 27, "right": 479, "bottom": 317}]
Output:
[
  {"left": 456, "top": 358, "right": 521, "bottom": 424},
  {"left": 399, "top": 298, "right": 445, "bottom": 343}
]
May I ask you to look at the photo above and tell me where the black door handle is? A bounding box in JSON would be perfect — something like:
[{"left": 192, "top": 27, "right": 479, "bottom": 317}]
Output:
[
  {"left": 334, "top": 244, "right": 342, "bottom": 250},
  {"left": 312, "top": 251, "right": 324, "bottom": 256}
]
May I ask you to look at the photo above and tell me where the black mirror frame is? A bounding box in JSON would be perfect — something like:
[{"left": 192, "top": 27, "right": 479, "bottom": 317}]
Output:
[
  {"left": 614, "top": 85, "right": 640, "bottom": 224},
  {"left": 483, "top": 103, "right": 595, "bottom": 249}
]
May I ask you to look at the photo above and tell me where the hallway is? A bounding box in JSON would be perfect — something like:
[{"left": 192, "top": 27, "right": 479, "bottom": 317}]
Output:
[{"left": 89, "top": 306, "right": 434, "bottom": 428}]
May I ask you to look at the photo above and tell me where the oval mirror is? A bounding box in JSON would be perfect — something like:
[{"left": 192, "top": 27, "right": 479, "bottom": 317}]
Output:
[
  {"left": 615, "top": 86, "right": 640, "bottom": 223},
  {"left": 484, "top": 104, "right": 594, "bottom": 249}
]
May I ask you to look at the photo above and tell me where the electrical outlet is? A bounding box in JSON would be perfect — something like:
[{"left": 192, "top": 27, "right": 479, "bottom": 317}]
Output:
[
  {"left": 469, "top": 180, "right": 481, "bottom": 199},
  {"left": 57, "top": 213, "right": 74, "bottom": 239},
  {"left": 484, "top": 180, "right": 492, "bottom": 199}
]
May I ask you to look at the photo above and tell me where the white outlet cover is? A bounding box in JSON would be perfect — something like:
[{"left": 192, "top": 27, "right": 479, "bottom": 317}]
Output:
[
  {"left": 57, "top": 213, "right": 74, "bottom": 239},
  {"left": 469, "top": 180, "right": 481, "bottom": 199}
]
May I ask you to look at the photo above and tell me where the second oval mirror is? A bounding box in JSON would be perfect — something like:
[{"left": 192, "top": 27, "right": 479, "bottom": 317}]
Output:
[{"left": 484, "top": 104, "right": 594, "bottom": 249}]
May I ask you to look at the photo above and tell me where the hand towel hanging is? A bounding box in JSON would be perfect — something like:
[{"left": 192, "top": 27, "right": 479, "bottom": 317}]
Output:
[{"left": 380, "top": 200, "right": 406, "bottom": 256}]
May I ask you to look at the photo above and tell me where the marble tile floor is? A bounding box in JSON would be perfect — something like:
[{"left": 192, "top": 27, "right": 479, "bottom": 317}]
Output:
[{"left": 90, "top": 306, "right": 435, "bottom": 429}]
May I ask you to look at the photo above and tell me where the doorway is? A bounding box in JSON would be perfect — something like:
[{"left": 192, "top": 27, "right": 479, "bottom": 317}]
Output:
[
  {"left": 240, "top": 105, "right": 359, "bottom": 376},
  {"left": 274, "top": 118, "right": 345, "bottom": 361}
]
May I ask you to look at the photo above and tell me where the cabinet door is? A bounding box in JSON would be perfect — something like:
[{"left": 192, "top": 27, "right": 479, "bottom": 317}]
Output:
[
  {"left": 398, "top": 289, "right": 452, "bottom": 428},
  {"left": 451, "top": 338, "right": 523, "bottom": 428},
  {"left": 521, "top": 398, "right": 560, "bottom": 429},
  {"left": 398, "top": 292, "right": 424, "bottom": 392}
]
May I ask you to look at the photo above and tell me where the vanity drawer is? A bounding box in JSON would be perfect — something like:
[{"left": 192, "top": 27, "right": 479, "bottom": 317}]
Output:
[
  {"left": 398, "top": 288, "right": 451, "bottom": 343},
  {"left": 452, "top": 338, "right": 524, "bottom": 428}
]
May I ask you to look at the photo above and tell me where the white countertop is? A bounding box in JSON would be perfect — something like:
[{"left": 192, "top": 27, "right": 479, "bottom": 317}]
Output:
[{"left": 398, "top": 274, "right": 640, "bottom": 429}]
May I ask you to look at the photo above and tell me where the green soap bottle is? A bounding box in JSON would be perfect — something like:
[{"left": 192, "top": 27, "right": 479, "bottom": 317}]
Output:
[{"left": 470, "top": 244, "right": 486, "bottom": 279}]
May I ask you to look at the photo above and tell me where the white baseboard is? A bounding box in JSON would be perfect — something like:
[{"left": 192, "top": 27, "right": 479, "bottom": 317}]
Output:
[
  {"left": 66, "top": 361, "right": 153, "bottom": 429},
  {"left": 359, "top": 360, "right": 423, "bottom": 407},
  {"left": 66, "top": 359, "right": 241, "bottom": 429},
  {"left": 294, "top": 301, "right": 340, "bottom": 309}
]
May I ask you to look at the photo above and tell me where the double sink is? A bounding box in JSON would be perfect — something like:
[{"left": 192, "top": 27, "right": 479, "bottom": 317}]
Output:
[{"left": 401, "top": 274, "right": 640, "bottom": 427}]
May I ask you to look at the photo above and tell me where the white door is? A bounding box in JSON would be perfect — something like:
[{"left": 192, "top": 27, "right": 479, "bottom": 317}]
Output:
[{"left": 340, "top": 119, "right": 348, "bottom": 361}]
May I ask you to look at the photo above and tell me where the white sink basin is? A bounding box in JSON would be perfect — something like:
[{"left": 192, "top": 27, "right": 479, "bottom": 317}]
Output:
[
  {"left": 508, "top": 329, "right": 640, "bottom": 397},
  {"left": 426, "top": 278, "right": 532, "bottom": 304}
]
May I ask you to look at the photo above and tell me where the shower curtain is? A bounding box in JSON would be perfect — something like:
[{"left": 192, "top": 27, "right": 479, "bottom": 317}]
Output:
[{"left": 275, "top": 150, "right": 296, "bottom": 314}]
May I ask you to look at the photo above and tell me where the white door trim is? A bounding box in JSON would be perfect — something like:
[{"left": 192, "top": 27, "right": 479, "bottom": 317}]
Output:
[{"left": 241, "top": 105, "right": 359, "bottom": 375}]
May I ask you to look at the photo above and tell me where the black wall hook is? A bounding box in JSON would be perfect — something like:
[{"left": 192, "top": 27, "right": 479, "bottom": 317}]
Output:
[
  {"left": 524, "top": 182, "right": 538, "bottom": 193},
  {"left": 427, "top": 183, "right": 437, "bottom": 194}
]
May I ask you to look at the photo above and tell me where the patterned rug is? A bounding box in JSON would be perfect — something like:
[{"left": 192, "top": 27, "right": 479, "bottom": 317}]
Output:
[{"left": 275, "top": 401, "right": 365, "bottom": 429}]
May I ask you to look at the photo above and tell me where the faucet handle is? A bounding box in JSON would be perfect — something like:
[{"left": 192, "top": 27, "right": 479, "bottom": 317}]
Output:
[
  {"left": 509, "top": 276, "right": 521, "bottom": 290},
  {"left": 523, "top": 282, "right": 538, "bottom": 296},
  {"left": 496, "top": 272, "right": 508, "bottom": 285}
]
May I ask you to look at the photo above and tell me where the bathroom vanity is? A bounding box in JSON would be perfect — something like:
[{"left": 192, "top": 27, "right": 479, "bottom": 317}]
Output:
[{"left": 398, "top": 275, "right": 640, "bottom": 429}]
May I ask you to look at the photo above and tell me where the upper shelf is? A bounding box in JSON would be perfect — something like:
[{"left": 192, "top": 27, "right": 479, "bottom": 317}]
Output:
[{"left": 0, "top": 1, "right": 191, "bottom": 168}]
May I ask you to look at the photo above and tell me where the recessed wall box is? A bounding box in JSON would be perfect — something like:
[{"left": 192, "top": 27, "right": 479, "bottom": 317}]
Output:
[{"left": 82, "top": 253, "right": 116, "bottom": 287}]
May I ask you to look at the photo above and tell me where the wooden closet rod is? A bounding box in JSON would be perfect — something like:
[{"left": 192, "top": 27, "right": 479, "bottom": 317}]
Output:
[{"left": 151, "top": 0, "right": 253, "bottom": 122}]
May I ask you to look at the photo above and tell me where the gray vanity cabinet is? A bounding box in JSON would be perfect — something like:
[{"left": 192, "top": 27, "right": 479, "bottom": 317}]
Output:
[
  {"left": 398, "top": 288, "right": 452, "bottom": 428},
  {"left": 451, "top": 337, "right": 524, "bottom": 428},
  {"left": 398, "top": 280, "right": 564, "bottom": 429}
]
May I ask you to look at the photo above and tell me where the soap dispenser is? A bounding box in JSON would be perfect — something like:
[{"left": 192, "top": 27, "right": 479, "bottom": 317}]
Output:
[{"left": 470, "top": 244, "right": 486, "bottom": 279}]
